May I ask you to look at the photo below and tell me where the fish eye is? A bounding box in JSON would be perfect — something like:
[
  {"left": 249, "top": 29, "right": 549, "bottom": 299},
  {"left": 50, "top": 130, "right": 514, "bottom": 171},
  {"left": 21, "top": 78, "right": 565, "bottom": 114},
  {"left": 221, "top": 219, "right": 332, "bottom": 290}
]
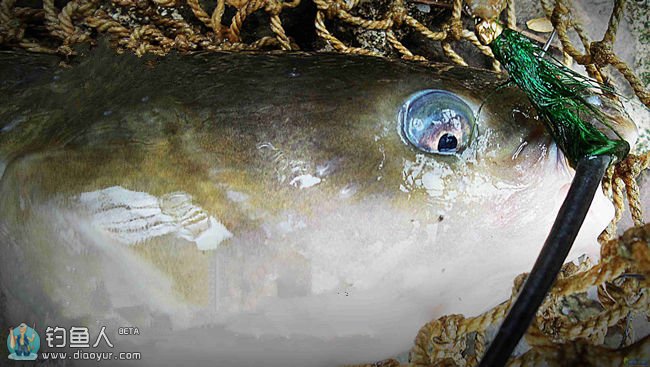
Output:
[{"left": 399, "top": 90, "right": 474, "bottom": 155}]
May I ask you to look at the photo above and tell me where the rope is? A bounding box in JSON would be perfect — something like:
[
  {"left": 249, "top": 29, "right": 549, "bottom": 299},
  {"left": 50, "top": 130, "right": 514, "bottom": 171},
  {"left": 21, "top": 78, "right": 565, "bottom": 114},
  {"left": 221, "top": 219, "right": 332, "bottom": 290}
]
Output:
[
  {"left": 3, "top": 0, "right": 647, "bottom": 107},
  {"left": 1, "top": 0, "right": 649, "bottom": 365},
  {"left": 5, "top": 0, "right": 645, "bottom": 109},
  {"left": 544, "top": 0, "right": 650, "bottom": 106},
  {"left": 407, "top": 151, "right": 650, "bottom": 366}
]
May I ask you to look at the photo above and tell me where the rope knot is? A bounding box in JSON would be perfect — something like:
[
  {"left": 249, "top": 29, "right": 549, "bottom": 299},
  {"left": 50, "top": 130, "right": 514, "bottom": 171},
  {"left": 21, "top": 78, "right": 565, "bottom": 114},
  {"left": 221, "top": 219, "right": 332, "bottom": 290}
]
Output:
[
  {"left": 614, "top": 153, "right": 646, "bottom": 182},
  {"left": 431, "top": 315, "right": 462, "bottom": 344},
  {"left": 390, "top": 5, "right": 406, "bottom": 27},
  {"left": 433, "top": 315, "right": 467, "bottom": 365},
  {"left": 327, "top": 1, "right": 342, "bottom": 18},
  {"left": 445, "top": 18, "right": 462, "bottom": 41},
  {"left": 264, "top": 0, "right": 282, "bottom": 15},
  {"left": 589, "top": 40, "right": 614, "bottom": 67},
  {"left": 313, "top": 0, "right": 339, "bottom": 17}
]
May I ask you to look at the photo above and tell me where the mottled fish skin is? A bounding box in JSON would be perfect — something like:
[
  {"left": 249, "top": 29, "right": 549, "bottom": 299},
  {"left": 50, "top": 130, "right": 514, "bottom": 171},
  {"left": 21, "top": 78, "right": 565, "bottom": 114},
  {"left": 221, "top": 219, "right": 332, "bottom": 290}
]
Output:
[{"left": 0, "top": 49, "right": 623, "bottom": 366}]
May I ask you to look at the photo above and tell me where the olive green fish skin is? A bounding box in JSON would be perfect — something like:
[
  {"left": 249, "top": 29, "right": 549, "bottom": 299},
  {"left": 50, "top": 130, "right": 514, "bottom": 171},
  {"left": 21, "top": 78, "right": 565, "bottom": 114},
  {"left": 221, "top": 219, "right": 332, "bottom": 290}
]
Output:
[
  {"left": 0, "top": 49, "right": 512, "bottom": 162},
  {"left": 0, "top": 49, "right": 548, "bottom": 221},
  {"left": 0, "top": 49, "right": 618, "bottom": 367}
]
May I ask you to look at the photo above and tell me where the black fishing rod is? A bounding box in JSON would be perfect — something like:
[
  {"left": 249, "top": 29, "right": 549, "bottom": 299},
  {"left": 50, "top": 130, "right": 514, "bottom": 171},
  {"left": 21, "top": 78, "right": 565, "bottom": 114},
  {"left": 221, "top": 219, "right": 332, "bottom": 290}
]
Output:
[
  {"left": 477, "top": 154, "right": 611, "bottom": 367},
  {"left": 473, "top": 21, "right": 631, "bottom": 366}
]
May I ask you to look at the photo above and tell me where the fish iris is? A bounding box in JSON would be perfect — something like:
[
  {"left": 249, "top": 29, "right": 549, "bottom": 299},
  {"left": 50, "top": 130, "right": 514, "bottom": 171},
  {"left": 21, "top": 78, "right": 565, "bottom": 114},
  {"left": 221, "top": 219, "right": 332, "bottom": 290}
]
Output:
[{"left": 399, "top": 90, "right": 474, "bottom": 155}]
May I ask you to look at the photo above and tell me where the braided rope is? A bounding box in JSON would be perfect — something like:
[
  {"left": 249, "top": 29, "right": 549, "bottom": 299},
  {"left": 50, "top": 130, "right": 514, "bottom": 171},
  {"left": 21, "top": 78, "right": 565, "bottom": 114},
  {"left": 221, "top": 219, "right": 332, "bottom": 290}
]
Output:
[
  {"left": 186, "top": 0, "right": 212, "bottom": 28},
  {"left": 544, "top": 0, "right": 650, "bottom": 106},
  {"left": 1, "top": 0, "right": 649, "bottom": 366},
  {"left": 9, "top": 0, "right": 647, "bottom": 109}
]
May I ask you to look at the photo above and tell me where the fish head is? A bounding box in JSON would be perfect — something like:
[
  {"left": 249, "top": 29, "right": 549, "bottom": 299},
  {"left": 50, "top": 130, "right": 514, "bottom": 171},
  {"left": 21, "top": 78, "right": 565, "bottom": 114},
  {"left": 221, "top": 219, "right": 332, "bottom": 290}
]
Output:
[{"left": 0, "top": 52, "right": 627, "bottom": 365}]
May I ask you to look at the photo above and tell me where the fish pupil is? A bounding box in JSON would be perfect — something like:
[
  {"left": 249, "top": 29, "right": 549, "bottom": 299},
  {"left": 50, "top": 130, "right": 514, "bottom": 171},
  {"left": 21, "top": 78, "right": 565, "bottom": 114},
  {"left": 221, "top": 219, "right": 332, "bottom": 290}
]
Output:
[{"left": 438, "top": 133, "right": 458, "bottom": 152}]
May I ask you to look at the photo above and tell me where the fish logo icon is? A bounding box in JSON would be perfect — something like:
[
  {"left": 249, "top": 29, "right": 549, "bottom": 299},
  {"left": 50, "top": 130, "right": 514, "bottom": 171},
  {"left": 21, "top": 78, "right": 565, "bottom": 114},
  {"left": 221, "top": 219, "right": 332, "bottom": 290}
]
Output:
[{"left": 7, "top": 323, "right": 40, "bottom": 360}]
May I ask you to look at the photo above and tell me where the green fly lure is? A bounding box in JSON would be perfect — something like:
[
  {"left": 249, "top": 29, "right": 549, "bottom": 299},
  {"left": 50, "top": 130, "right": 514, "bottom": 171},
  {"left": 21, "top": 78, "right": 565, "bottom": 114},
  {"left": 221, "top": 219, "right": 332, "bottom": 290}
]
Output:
[
  {"left": 475, "top": 22, "right": 633, "bottom": 367},
  {"left": 484, "top": 26, "right": 629, "bottom": 167}
]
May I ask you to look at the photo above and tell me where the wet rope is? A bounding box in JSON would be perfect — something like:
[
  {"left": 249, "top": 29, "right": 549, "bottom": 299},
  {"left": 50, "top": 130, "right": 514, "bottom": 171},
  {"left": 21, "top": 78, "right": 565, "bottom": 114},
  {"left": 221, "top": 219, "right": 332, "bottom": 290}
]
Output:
[{"left": 1, "top": 0, "right": 649, "bottom": 365}]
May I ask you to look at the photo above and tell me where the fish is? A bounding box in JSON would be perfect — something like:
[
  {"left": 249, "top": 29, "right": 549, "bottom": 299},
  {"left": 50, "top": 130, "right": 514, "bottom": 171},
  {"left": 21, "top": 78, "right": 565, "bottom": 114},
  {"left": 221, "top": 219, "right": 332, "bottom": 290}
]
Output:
[{"left": 0, "top": 48, "right": 636, "bottom": 366}]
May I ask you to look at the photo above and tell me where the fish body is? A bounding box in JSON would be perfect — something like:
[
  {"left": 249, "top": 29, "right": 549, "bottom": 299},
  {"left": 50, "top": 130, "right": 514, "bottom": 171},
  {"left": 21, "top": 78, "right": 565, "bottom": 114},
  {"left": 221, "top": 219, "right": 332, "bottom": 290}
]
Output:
[{"left": 0, "top": 50, "right": 624, "bottom": 366}]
